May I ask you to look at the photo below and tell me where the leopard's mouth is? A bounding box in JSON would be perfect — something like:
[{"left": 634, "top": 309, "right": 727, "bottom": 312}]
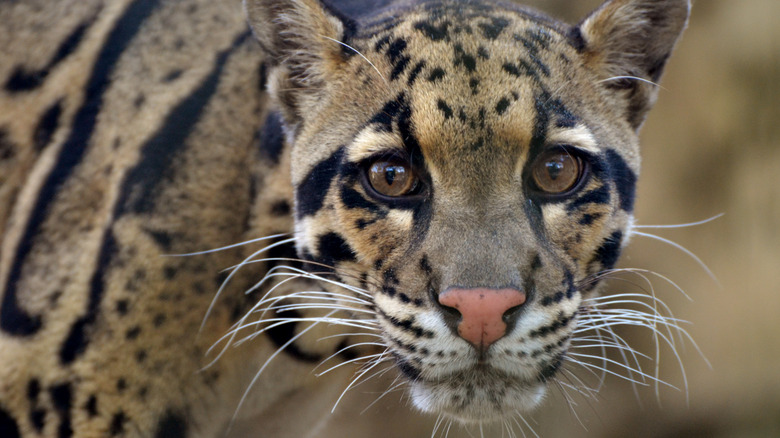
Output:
[
  {"left": 397, "top": 353, "right": 565, "bottom": 423},
  {"left": 406, "top": 364, "right": 549, "bottom": 423}
]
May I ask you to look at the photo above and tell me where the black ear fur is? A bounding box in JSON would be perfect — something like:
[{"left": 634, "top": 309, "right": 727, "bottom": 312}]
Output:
[{"left": 578, "top": 0, "right": 690, "bottom": 129}]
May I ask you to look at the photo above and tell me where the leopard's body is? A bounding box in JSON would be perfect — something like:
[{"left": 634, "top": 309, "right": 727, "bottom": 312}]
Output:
[{"left": 0, "top": 0, "right": 689, "bottom": 436}]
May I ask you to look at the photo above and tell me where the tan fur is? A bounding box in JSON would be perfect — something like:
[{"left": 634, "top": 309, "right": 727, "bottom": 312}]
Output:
[{"left": 0, "top": 0, "right": 689, "bottom": 436}]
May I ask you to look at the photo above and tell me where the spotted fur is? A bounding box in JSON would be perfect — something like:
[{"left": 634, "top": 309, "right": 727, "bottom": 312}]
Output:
[{"left": 0, "top": 0, "right": 689, "bottom": 436}]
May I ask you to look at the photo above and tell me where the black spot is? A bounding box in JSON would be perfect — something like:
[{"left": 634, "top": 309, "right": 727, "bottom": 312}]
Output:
[
  {"left": 373, "top": 35, "right": 392, "bottom": 51},
  {"left": 316, "top": 232, "right": 356, "bottom": 267},
  {"left": 257, "top": 111, "right": 285, "bottom": 164},
  {"left": 125, "top": 326, "right": 141, "bottom": 340},
  {"left": 85, "top": 396, "right": 98, "bottom": 417},
  {"left": 477, "top": 46, "right": 490, "bottom": 59},
  {"left": 579, "top": 213, "right": 602, "bottom": 225},
  {"left": 419, "top": 255, "right": 432, "bottom": 274},
  {"left": 115, "top": 300, "right": 129, "bottom": 315},
  {"left": 478, "top": 17, "right": 510, "bottom": 40},
  {"left": 0, "top": 406, "right": 20, "bottom": 438},
  {"left": 427, "top": 68, "right": 445, "bottom": 82},
  {"left": 270, "top": 200, "right": 291, "bottom": 216},
  {"left": 390, "top": 55, "right": 411, "bottom": 81},
  {"left": 531, "top": 254, "right": 542, "bottom": 271},
  {"left": 469, "top": 78, "right": 479, "bottom": 95},
  {"left": 296, "top": 147, "right": 344, "bottom": 218},
  {"left": 539, "top": 356, "right": 563, "bottom": 382},
  {"left": 30, "top": 408, "right": 45, "bottom": 432},
  {"left": 109, "top": 411, "right": 126, "bottom": 435},
  {"left": 604, "top": 150, "right": 637, "bottom": 212},
  {"left": 5, "top": 15, "right": 95, "bottom": 92},
  {"left": 154, "top": 412, "right": 187, "bottom": 438},
  {"left": 27, "top": 379, "right": 41, "bottom": 402},
  {"left": 162, "top": 69, "right": 183, "bottom": 82},
  {"left": 406, "top": 61, "right": 426, "bottom": 86},
  {"left": 502, "top": 61, "right": 535, "bottom": 78},
  {"left": 592, "top": 231, "right": 623, "bottom": 270},
  {"left": 453, "top": 44, "right": 476, "bottom": 72},
  {"left": 265, "top": 308, "right": 322, "bottom": 363},
  {"left": 386, "top": 38, "right": 407, "bottom": 63},
  {"left": 50, "top": 383, "right": 72, "bottom": 438},
  {"left": 436, "top": 99, "right": 453, "bottom": 119},
  {"left": 369, "top": 93, "right": 404, "bottom": 131},
  {"left": 567, "top": 185, "right": 610, "bottom": 212},
  {"left": 145, "top": 229, "right": 175, "bottom": 251},
  {"left": 33, "top": 100, "right": 63, "bottom": 151},
  {"left": 495, "top": 97, "right": 510, "bottom": 115},
  {"left": 414, "top": 20, "right": 450, "bottom": 41},
  {"left": 395, "top": 356, "right": 421, "bottom": 380}
]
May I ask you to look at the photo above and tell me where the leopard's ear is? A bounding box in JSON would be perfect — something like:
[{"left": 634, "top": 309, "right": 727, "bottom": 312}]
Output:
[
  {"left": 575, "top": 0, "right": 690, "bottom": 130},
  {"left": 244, "top": 0, "right": 355, "bottom": 129}
]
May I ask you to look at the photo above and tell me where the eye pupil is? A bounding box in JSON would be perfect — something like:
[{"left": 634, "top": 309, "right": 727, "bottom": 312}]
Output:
[
  {"left": 368, "top": 159, "right": 418, "bottom": 197},
  {"left": 545, "top": 159, "right": 564, "bottom": 181},
  {"left": 531, "top": 149, "right": 583, "bottom": 195}
]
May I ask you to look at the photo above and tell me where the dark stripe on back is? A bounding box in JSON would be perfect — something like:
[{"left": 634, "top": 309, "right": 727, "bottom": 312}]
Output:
[
  {"left": 0, "top": 405, "right": 20, "bottom": 438},
  {"left": 58, "top": 31, "right": 252, "bottom": 364},
  {"left": 34, "top": 100, "right": 64, "bottom": 151},
  {"left": 5, "top": 10, "right": 99, "bottom": 92},
  {"left": 50, "top": 383, "right": 73, "bottom": 438},
  {"left": 59, "top": 231, "right": 118, "bottom": 364},
  {"left": 1, "top": 0, "right": 162, "bottom": 337},
  {"left": 117, "top": 31, "right": 251, "bottom": 214}
]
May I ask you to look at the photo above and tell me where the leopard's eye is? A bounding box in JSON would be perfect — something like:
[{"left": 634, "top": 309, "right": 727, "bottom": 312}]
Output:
[
  {"left": 530, "top": 148, "right": 583, "bottom": 195},
  {"left": 367, "top": 158, "right": 419, "bottom": 197}
]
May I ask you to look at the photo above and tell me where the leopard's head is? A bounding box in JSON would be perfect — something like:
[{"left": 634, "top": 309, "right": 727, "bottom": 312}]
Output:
[{"left": 246, "top": 0, "right": 689, "bottom": 423}]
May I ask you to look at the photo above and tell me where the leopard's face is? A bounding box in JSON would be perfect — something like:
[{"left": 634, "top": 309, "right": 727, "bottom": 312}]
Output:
[{"left": 248, "top": 0, "right": 688, "bottom": 424}]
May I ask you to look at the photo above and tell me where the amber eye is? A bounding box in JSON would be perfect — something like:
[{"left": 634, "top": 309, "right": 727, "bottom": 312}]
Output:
[
  {"left": 530, "top": 149, "right": 583, "bottom": 194},
  {"left": 367, "top": 159, "right": 419, "bottom": 197}
]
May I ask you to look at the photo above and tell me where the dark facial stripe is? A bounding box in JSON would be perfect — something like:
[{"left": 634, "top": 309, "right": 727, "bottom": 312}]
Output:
[
  {"left": 4, "top": 10, "right": 99, "bottom": 92},
  {"left": 592, "top": 230, "right": 624, "bottom": 270},
  {"left": 296, "top": 147, "right": 345, "bottom": 219},
  {"left": 604, "top": 149, "right": 637, "bottom": 212},
  {"left": 0, "top": 0, "right": 162, "bottom": 337},
  {"left": 566, "top": 185, "right": 610, "bottom": 212},
  {"left": 316, "top": 232, "right": 356, "bottom": 267}
]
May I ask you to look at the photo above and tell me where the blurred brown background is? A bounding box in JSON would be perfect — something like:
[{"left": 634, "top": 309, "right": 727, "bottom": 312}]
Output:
[{"left": 320, "top": 0, "right": 780, "bottom": 436}]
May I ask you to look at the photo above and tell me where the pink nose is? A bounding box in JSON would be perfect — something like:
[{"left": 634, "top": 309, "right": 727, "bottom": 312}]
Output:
[{"left": 438, "top": 287, "right": 526, "bottom": 349}]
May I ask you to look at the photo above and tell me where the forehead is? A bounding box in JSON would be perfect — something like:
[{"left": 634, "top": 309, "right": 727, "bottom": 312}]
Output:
[{"left": 353, "top": 2, "right": 592, "bottom": 182}]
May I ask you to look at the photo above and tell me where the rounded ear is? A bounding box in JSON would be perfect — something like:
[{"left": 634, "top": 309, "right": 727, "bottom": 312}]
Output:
[
  {"left": 575, "top": 0, "right": 690, "bottom": 129},
  {"left": 244, "top": 0, "right": 354, "bottom": 127}
]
